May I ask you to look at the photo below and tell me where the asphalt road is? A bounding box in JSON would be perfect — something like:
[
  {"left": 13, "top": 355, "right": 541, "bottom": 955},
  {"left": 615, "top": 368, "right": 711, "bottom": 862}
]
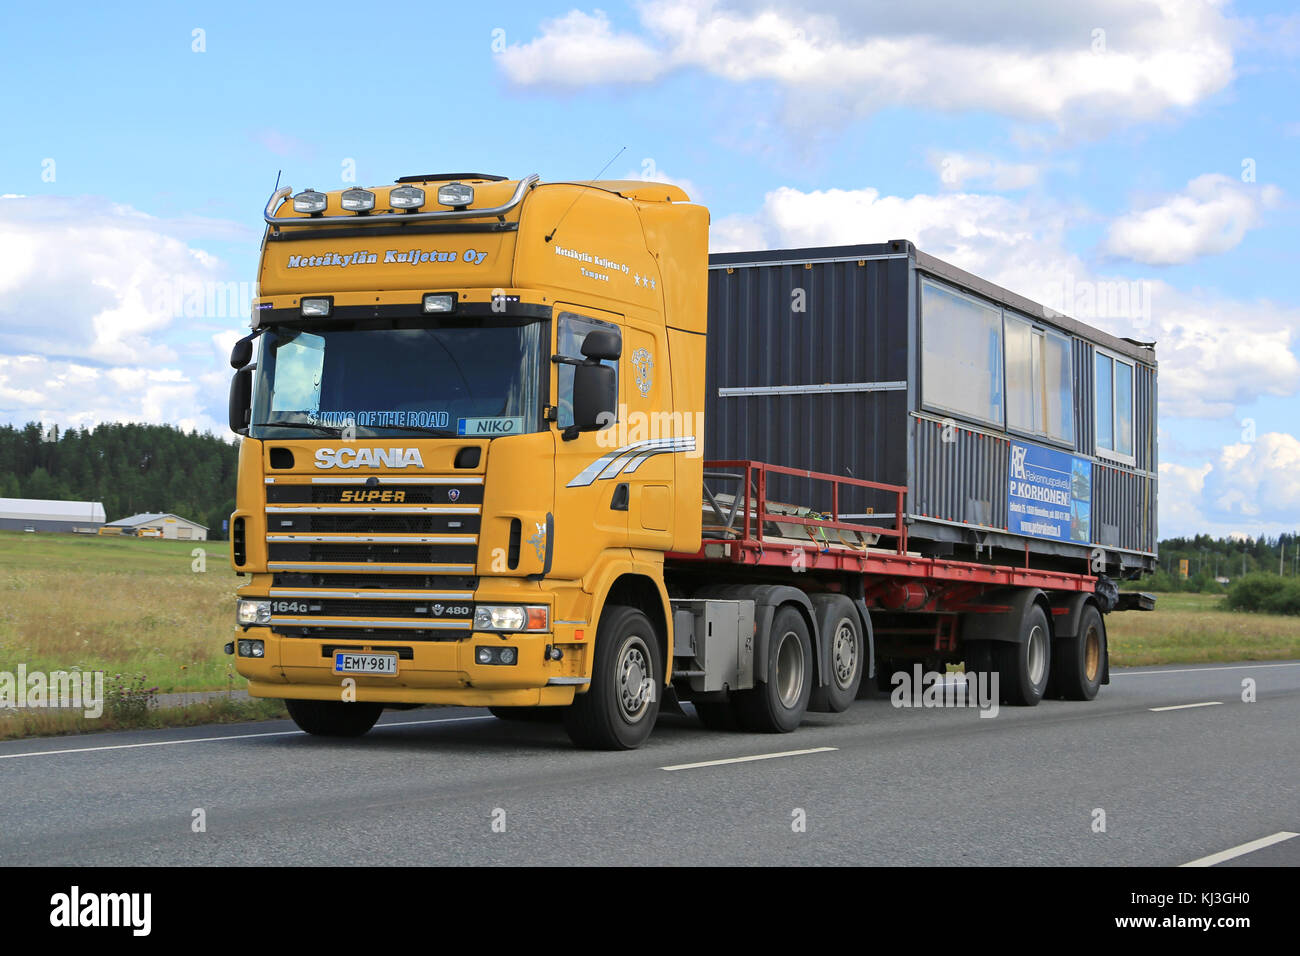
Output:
[{"left": 1, "top": 660, "right": 1296, "bottom": 866}]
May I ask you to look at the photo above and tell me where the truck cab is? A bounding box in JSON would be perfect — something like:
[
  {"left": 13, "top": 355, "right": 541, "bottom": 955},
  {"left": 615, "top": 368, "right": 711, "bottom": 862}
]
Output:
[{"left": 228, "top": 173, "right": 709, "bottom": 748}]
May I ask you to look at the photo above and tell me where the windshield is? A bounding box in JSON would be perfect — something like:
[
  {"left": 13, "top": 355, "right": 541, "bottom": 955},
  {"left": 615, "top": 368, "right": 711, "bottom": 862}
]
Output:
[{"left": 249, "top": 317, "right": 546, "bottom": 440}]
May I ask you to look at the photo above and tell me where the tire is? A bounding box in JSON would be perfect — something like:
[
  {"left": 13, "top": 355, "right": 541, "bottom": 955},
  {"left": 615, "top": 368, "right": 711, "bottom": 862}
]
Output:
[
  {"left": 489, "top": 706, "right": 563, "bottom": 722},
  {"left": 285, "top": 699, "right": 383, "bottom": 737},
  {"left": 808, "top": 597, "right": 864, "bottom": 712},
  {"left": 563, "top": 605, "right": 663, "bottom": 750},
  {"left": 694, "top": 701, "right": 739, "bottom": 730},
  {"left": 1051, "top": 603, "right": 1105, "bottom": 701},
  {"left": 996, "top": 602, "right": 1052, "bottom": 706},
  {"left": 733, "top": 605, "right": 813, "bottom": 733}
]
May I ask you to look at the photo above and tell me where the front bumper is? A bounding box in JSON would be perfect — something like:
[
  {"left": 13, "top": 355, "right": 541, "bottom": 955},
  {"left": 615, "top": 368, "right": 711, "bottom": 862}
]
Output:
[{"left": 232, "top": 627, "right": 589, "bottom": 706}]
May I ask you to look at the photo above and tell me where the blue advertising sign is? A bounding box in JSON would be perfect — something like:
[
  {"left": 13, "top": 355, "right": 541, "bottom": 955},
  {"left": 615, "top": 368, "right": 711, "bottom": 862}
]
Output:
[{"left": 1007, "top": 440, "right": 1092, "bottom": 544}]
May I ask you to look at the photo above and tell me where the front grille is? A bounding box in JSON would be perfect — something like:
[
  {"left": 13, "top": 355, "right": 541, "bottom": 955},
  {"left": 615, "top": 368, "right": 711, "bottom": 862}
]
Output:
[
  {"left": 268, "top": 543, "right": 476, "bottom": 564},
  {"left": 266, "top": 514, "right": 481, "bottom": 534},
  {"left": 278, "top": 626, "right": 469, "bottom": 642},
  {"left": 272, "top": 572, "right": 478, "bottom": 590},
  {"left": 267, "top": 484, "right": 483, "bottom": 505},
  {"left": 269, "top": 598, "right": 473, "bottom": 619}
]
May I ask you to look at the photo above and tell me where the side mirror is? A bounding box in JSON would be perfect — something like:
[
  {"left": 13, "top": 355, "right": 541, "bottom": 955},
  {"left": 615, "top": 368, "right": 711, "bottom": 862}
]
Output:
[
  {"left": 572, "top": 363, "right": 616, "bottom": 433},
  {"left": 229, "top": 366, "right": 253, "bottom": 434},
  {"left": 580, "top": 329, "right": 621, "bottom": 362},
  {"left": 230, "top": 336, "right": 255, "bottom": 369}
]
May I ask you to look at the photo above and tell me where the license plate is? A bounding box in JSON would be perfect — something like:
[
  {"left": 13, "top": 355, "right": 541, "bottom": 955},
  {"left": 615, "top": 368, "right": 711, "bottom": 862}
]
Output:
[{"left": 333, "top": 652, "right": 398, "bottom": 676}]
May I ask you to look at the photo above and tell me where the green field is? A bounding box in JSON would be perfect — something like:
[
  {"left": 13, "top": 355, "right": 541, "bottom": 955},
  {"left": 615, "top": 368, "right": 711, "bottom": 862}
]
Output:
[
  {"left": 1106, "top": 590, "right": 1300, "bottom": 666},
  {"left": 0, "top": 530, "right": 240, "bottom": 693}
]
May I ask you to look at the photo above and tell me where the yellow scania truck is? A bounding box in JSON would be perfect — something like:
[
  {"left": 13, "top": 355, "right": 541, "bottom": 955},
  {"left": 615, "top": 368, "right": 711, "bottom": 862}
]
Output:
[{"left": 227, "top": 172, "right": 1155, "bottom": 749}]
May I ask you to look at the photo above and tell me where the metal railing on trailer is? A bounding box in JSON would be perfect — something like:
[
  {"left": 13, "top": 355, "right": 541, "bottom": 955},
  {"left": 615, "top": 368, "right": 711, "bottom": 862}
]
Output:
[{"left": 667, "top": 459, "right": 1098, "bottom": 598}]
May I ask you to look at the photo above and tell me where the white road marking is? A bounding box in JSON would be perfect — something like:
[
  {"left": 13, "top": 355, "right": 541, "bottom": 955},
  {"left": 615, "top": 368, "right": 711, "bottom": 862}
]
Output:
[
  {"left": 1115, "top": 661, "right": 1300, "bottom": 677},
  {"left": 1180, "top": 831, "right": 1299, "bottom": 867},
  {"left": 0, "top": 715, "right": 495, "bottom": 761},
  {"left": 1149, "top": 701, "right": 1223, "bottom": 712},
  {"left": 662, "top": 746, "right": 837, "bottom": 772}
]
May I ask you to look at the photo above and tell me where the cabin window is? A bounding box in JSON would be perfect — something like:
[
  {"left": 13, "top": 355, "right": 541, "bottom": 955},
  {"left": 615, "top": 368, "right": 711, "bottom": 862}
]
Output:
[
  {"left": 1095, "top": 350, "right": 1134, "bottom": 460},
  {"left": 1005, "top": 314, "right": 1074, "bottom": 444},
  {"left": 556, "top": 312, "right": 620, "bottom": 429},
  {"left": 920, "top": 279, "right": 1004, "bottom": 427}
]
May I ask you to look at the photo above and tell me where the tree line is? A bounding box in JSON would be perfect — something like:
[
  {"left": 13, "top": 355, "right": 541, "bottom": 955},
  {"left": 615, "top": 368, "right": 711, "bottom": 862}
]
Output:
[
  {"left": 0, "top": 422, "right": 237, "bottom": 539},
  {"left": 1138, "top": 532, "right": 1300, "bottom": 593}
]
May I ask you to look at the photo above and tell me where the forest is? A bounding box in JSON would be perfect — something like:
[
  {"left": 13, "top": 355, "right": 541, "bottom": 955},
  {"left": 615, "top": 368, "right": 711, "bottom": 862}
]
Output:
[{"left": 0, "top": 422, "right": 238, "bottom": 539}]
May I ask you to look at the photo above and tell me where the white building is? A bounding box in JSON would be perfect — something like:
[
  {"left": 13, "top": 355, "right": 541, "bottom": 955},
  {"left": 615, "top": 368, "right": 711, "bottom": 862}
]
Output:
[
  {"left": 104, "top": 513, "right": 209, "bottom": 541},
  {"left": 0, "top": 498, "right": 106, "bottom": 533}
]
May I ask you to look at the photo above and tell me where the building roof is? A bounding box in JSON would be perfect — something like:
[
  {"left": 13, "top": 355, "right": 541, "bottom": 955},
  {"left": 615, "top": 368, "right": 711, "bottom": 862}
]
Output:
[
  {"left": 105, "top": 512, "right": 209, "bottom": 530},
  {"left": 0, "top": 498, "right": 106, "bottom": 523}
]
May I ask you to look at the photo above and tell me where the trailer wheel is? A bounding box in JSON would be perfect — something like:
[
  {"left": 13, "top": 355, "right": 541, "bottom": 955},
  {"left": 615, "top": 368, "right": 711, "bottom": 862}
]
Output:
[
  {"left": 285, "top": 699, "right": 383, "bottom": 737},
  {"left": 1051, "top": 604, "right": 1105, "bottom": 701},
  {"left": 734, "top": 605, "right": 812, "bottom": 733},
  {"left": 809, "top": 597, "right": 863, "bottom": 712},
  {"left": 563, "top": 605, "right": 662, "bottom": 750},
  {"left": 489, "top": 706, "right": 563, "bottom": 723},
  {"left": 996, "top": 603, "right": 1052, "bottom": 706}
]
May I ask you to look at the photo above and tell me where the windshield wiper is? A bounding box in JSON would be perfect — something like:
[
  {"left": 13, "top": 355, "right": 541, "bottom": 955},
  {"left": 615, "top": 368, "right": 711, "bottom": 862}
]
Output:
[
  {"left": 250, "top": 421, "right": 344, "bottom": 436},
  {"left": 356, "top": 424, "right": 460, "bottom": 438}
]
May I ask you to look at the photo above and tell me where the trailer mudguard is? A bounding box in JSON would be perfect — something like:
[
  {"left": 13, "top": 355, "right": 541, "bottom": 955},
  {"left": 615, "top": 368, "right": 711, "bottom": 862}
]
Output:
[
  {"left": 960, "top": 587, "right": 1048, "bottom": 644},
  {"left": 693, "top": 584, "right": 817, "bottom": 685}
]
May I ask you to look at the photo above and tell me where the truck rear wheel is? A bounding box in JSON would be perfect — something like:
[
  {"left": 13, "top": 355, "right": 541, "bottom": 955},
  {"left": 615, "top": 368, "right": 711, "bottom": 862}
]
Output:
[
  {"left": 996, "top": 603, "right": 1052, "bottom": 706},
  {"left": 1050, "top": 603, "right": 1105, "bottom": 701},
  {"left": 563, "top": 605, "right": 663, "bottom": 750},
  {"left": 285, "top": 699, "right": 383, "bottom": 737},
  {"left": 734, "top": 605, "right": 812, "bottom": 733},
  {"left": 808, "top": 596, "right": 864, "bottom": 712}
]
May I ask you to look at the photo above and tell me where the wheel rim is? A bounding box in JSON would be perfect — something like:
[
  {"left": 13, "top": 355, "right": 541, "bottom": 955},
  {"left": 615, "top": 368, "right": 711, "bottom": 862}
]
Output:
[
  {"left": 831, "top": 619, "right": 857, "bottom": 690},
  {"left": 617, "top": 636, "right": 653, "bottom": 724},
  {"left": 1026, "top": 623, "right": 1047, "bottom": 686},
  {"left": 774, "top": 629, "right": 806, "bottom": 708},
  {"left": 1084, "top": 624, "right": 1101, "bottom": 682}
]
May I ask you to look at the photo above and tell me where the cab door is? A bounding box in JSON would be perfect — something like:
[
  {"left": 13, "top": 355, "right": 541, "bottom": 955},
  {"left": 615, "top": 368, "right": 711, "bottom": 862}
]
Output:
[
  {"left": 548, "top": 304, "right": 628, "bottom": 580},
  {"left": 621, "top": 318, "right": 676, "bottom": 551}
]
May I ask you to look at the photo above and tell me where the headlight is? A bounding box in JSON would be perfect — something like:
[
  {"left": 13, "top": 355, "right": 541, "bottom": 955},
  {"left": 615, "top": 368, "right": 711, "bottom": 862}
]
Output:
[
  {"left": 237, "top": 599, "right": 271, "bottom": 626},
  {"left": 473, "top": 605, "right": 549, "bottom": 632},
  {"left": 340, "top": 188, "right": 375, "bottom": 212},
  {"left": 292, "top": 190, "right": 328, "bottom": 214},
  {"left": 437, "top": 183, "right": 474, "bottom": 207},
  {"left": 389, "top": 185, "right": 425, "bottom": 209},
  {"left": 300, "top": 297, "right": 331, "bottom": 317}
]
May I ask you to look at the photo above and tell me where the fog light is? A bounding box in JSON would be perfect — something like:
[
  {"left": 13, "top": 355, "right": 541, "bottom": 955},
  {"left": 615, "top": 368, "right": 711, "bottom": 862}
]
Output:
[
  {"left": 237, "top": 639, "right": 252, "bottom": 656},
  {"left": 389, "top": 185, "right": 425, "bottom": 209},
  {"left": 477, "top": 647, "right": 492, "bottom": 665},
  {"left": 474, "top": 645, "right": 519, "bottom": 666},
  {"left": 423, "top": 293, "right": 455, "bottom": 313},
  {"left": 499, "top": 647, "right": 516, "bottom": 665},
  {"left": 292, "top": 189, "right": 328, "bottom": 214},
  {"left": 250, "top": 641, "right": 265, "bottom": 658},
  {"left": 340, "top": 188, "right": 375, "bottom": 212},
  {"left": 300, "top": 297, "right": 331, "bottom": 317},
  {"left": 437, "top": 183, "right": 474, "bottom": 207}
]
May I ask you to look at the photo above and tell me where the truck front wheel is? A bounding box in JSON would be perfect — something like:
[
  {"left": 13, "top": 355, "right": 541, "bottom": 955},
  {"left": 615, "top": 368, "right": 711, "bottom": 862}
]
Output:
[
  {"left": 285, "top": 699, "right": 383, "bottom": 737},
  {"left": 563, "top": 605, "right": 663, "bottom": 750}
]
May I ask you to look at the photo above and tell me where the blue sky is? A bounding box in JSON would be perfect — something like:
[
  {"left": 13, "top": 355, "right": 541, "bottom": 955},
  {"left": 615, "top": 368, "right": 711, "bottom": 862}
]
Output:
[{"left": 1, "top": 0, "right": 1297, "bottom": 539}]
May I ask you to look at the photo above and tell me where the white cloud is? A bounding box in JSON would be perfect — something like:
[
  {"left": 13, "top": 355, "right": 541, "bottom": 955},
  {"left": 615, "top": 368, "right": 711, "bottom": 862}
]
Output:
[
  {"left": 0, "top": 195, "right": 244, "bottom": 364},
  {"left": 500, "top": 0, "right": 1236, "bottom": 126},
  {"left": 930, "top": 152, "right": 1040, "bottom": 191},
  {"left": 1103, "top": 173, "right": 1282, "bottom": 265},
  {"left": 0, "top": 196, "right": 250, "bottom": 434},
  {"left": 0, "top": 353, "right": 224, "bottom": 435},
  {"left": 1158, "top": 434, "right": 1300, "bottom": 537}
]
